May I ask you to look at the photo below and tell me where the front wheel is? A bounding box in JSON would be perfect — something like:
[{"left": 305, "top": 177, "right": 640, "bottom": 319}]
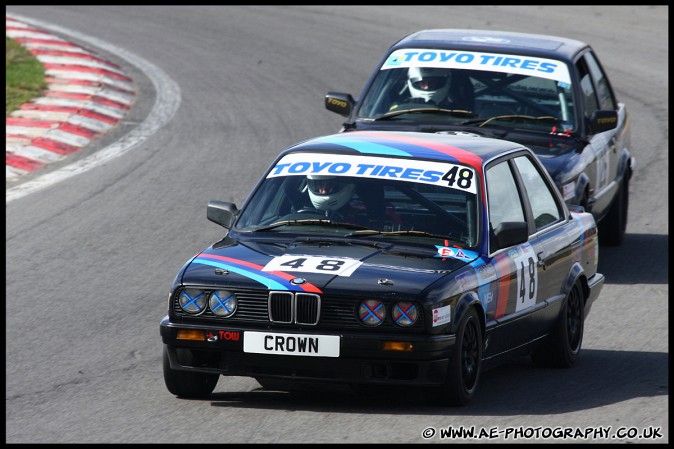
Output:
[
  {"left": 427, "top": 308, "right": 483, "bottom": 406},
  {"left": 163, "top": 346, "right": 219, "bottom": 398}
]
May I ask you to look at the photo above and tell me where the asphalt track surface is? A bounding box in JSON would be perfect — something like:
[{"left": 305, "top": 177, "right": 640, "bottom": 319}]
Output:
[{"left": 5, "top": 5, "right": 668, "bottom": 444}]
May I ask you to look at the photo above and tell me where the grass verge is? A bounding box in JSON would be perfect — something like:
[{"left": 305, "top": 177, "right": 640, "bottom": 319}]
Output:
[{"left": 6, "top": 37, "right": 47, "bottom": 117}]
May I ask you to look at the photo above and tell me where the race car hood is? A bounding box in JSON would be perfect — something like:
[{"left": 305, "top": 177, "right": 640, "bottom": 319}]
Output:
[
  {"left": 180, "top": 236, "right": 478, "bottom": 296},
  {"left": 525, "top": 142, "right": 583, "bottom": 185}
]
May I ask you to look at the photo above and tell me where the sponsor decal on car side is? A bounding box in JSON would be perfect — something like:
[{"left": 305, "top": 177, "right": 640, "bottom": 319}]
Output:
[
  {"left": 432, "top": 304, "right": 451, "bottom": 327},
  {"left": 435, "top": 245, "right": 477, "bottom": 261}
]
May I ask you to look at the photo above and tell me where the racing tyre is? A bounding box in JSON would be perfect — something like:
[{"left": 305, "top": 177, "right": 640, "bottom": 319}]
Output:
[
  {"left": 599, "top": 178, "right": 628, "bottom": 246},
  {"left": 532, "top": 282, "right": 585, "bottom": 368},
  {"left": 428, "top": 308, "right": 482, "bottom": 406},
  {"left": 163, "top": 346, "right": 219, "bottom": 398}
]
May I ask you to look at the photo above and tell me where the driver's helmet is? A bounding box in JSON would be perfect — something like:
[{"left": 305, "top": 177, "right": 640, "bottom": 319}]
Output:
[
  {"left": 306, "top": 175, "right": 356, "bottom": 211},
  {"left": 407, "top": 66, "right": 451, "bottom": 103}
]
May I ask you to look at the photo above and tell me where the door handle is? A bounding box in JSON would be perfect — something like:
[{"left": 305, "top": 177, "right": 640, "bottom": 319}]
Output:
[{"left": 537, "top": 251, "right": 546, "bottom": 270}]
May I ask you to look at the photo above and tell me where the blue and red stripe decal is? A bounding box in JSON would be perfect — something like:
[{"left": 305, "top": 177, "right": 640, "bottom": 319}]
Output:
[
  {"left": 193, "top": 253, "right": 322, "bottom": 293},
  {"left": 311, "top": 131, "right": 484, "bottom": 170}
]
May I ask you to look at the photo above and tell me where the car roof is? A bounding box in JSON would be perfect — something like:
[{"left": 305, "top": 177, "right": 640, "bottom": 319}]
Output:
[
  {"left": 282, "top": 131, "right": 525, "bottom": 169},
  {"left": 391, "top": 29, "right": 588, "bottom": 61}
]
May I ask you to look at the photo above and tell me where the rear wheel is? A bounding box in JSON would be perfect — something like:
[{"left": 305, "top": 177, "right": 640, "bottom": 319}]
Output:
[
  {"left": 532, "top": 282, "right": 585, "bottom": 368},
  {"left": 427, "top": 308, "right": 482, "bottom": 406},
  {"left": 163, "top": 346, "right": 219, "bottom": 398},
  {"left": 599, "top": 178, "right": 628, "bottom": 246}
]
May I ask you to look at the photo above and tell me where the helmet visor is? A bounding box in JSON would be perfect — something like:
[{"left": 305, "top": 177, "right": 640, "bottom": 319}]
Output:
[
  {"left": 307, "top": 177, "right": 348, "bottom": 195},
  {"left": 411, "top": 76, "right": 447, "bottom": 91}
]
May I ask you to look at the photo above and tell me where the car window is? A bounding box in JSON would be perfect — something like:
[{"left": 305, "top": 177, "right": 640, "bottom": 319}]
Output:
[
  {"left": 576, "top": 58, "right": 600, "bottom": 116},
  {"left": 356, "top": 48, "right": 577, "bottom": 133},
  {"left": 358, "top": 69, "right": 403, "bottom": 117},
  {"left": 471, "top": 71, "right": 575, "bottom": 127},
  {"left": 583, "top": 51, "right": 616, "bottom": 110},
  {"left": 513, "top": 155, "right": 563, "bottom": 231},
  {"left": 359, "top": 67, "right": 577, "bottom": 133},
  {"left": 486, "top": 160, "right": 525, "bottom": 235},
  {"left": 235, "top": 154, "right": 480, "bottom": 248}
]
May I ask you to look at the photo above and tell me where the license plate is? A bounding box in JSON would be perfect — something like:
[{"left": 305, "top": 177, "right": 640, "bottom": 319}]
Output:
[{"left": 243, "top": 331, "right": 340, "bottom": 357}]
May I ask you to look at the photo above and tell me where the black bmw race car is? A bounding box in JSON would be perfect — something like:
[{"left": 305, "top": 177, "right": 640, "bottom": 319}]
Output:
[
  {"left": 160, "top": 130, "right": 604, "bottom": 406},
  {"left": 325, "top": 29, "right": 635, "bottom": 246}
]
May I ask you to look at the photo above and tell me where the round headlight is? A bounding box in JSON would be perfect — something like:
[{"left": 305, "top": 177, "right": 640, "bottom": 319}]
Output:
[
  {"left": 359, "top": 299, "right": 386, "bottom": 326},
  {"left": 178, "top": 288, "right": 207, "bottom": 314},
  {"left": 392, "top": 301, "right": 418, "bottom": 327},
  {"left": 209, "top": 290, "right": 237, "bottom": 317}
]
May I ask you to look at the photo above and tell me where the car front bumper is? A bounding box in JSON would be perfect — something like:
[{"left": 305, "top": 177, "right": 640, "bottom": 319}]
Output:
[
  {"left": 160, "top": 317, "right": 455, "bottom": 386},
  {"left": 584, "top": 272, "right": 604, "bottom": 318}
]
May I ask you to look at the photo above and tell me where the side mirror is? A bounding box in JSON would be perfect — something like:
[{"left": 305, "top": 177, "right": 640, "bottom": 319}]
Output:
[
  {"left": 325, "top": 92, "right": 355, "bottom": 117},
  {"left": 207, "top": 201, "right": 238, "bottom": 229},
  {"left": 494, "top": 221, "right": 528, "bottom": 249},
  {"left": 589, "top": 110, "right": 618, "bottom": 134}
]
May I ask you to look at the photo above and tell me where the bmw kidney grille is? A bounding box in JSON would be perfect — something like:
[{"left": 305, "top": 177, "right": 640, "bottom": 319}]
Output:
[{"left": 268, "top": 292, "right": 321, "bottom": 325}]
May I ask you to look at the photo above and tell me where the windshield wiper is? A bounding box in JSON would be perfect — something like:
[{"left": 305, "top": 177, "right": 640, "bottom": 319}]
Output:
[
  {"left": 346, "top": 229, "right": 454, "bottom": 240},
  {"left": 252, "top": 219, "right": 371, "bottom": 232},
  {"left": 460, "top": 115, "right": 560, "bottom": 127},
  {"left": 372, "top": 107, "right": 475, "bottom": 121}
]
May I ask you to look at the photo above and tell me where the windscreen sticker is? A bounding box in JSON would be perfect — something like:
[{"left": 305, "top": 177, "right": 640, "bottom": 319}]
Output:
[
  {"left": 262, "top": 255, "right": 362, "bottom": 277},
  {"left": 383, "top": 48, "right": 571, "bottom": 84},
  {"left": 269, "top": 152, "right": 477, "bottom": 194}
]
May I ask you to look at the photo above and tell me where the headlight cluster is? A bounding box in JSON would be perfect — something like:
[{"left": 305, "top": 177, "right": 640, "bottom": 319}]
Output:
[
  {"left": 177, "top": 288, "right": 237, "bottom": 317},
  {"left": 358, "top": 299, "right": 419, "bottom": 327}
]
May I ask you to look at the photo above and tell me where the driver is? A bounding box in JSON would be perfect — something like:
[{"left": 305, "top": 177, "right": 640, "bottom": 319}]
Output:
[
  {"left": 305, "top": 175, "right": 402, "bottom": 228},
  {"left": 388, "top": 66, "right": 473, "bottom": 112},
  {"left": 306, "top": 175, "right": 357, "bottom": 213},
  {"left": 406, "top": 66, "right": 451, "bottom": 104}
]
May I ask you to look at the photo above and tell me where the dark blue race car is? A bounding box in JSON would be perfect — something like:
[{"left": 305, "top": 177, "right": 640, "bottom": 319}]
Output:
[
  {"left": 160, "top": 131, "right": 604, "bottom": 405},
  {"left": 325, "top": 29, "right": 635, "bottom": 246}
]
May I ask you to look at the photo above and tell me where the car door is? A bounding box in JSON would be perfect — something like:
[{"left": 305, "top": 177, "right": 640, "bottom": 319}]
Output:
[
  {"left": 483, "top": 154, "right": 550, "bottom": 356},
  {"left": 575, "top": 51, "right": 621, "bottom": 217},
  {"left": 510, "top": 153, "right": 571, "bottom": 337}
]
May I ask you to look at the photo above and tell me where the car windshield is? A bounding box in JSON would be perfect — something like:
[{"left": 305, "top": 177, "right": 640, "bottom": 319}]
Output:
[
  {"left": 235, "top": 152, "right": 480, "bottom": 248},
  {"left": 357, "top": 48, "right": 576, "bottom": 134}
]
